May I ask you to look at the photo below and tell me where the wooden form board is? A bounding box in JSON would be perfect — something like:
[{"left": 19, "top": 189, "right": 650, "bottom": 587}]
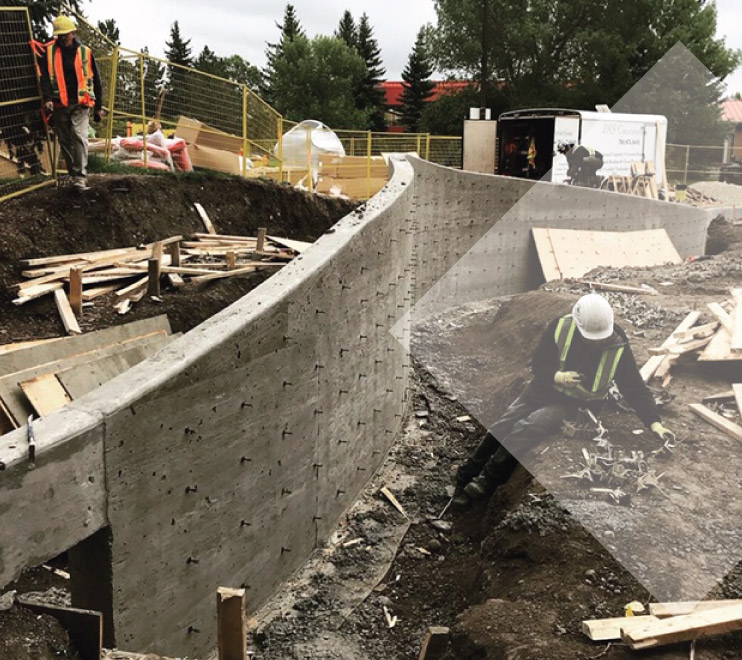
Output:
[
  {"left": 217, "top": 587, "right": 247, "bottom": 660},
  {"left": 582, "top": 615, "right": 660, "bottom": 641},
  {"left": 20, "top": 373, "right": 71, "bottom": 417},
  {"left": 0, "top": 315, "right": 171, "bottom": 378},
  {"left": 531, "top": 227, "right": 682, "bottom": 281},
  {"left": 0, "top": 331, "right": 170, "bottom": 426},
  {"left": 650, "top": 600, "right": 742, "bottom": 618},
  {"left": 622, "top": 604, "right": 742, "bottom": 650},
  {"left": 689, "top": 403, "right": 742, "bottom": 442}
]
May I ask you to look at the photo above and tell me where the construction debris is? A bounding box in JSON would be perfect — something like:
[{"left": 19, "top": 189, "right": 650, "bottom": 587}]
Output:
[{"left": 10, "top": 224, "right": 304, "bottom": 320}]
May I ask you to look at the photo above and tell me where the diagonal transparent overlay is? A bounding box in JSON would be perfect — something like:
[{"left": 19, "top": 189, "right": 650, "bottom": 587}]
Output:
[{"left": 393, "top": 43, "right": 742, "bottom": 602}]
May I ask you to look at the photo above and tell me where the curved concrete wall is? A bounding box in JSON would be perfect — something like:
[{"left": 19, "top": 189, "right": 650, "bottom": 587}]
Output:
[{"left": 0, "top": 157, "right": 710, "bottom": 657}]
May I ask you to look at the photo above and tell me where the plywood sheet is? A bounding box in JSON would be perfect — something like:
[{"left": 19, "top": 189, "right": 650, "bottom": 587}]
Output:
[
  {"left": 531, "top": 227, "right": 682, "bottom": 280},
  {"left": 698, "top": 328, "right": 742, "bottom": 362},
  {"left": 20, "top": 373, "right": 71, "bottom": 417}
]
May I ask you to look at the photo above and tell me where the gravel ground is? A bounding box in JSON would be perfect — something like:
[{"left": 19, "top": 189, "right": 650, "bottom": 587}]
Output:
[{"left": 690, "top": 180, "right": 742, "bottom": 206}]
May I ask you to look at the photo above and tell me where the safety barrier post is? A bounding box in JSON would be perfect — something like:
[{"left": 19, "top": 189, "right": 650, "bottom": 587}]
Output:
[
  {"left": 350, "top": 137, "right": 355, "bottom": 157},
  {"left": 366, "top": 131, "right": 372, "bottom": 200},
  {"left": 241, "top": 86, "right": 248, "bottom": 178},
  {"left": 426, "top": 134, "right": 431, "bottom": 160},
  {"left": 416, "top": 134, "right": 422, "bottom": 156},
  {"left": 684, "top": 145, "right": 690, "bottom": 186},
  {"left": 139, "top": 53, "right": 148, "bottom": 168},
  {"left": 277, "top": 116, "right": 283, "bottom": 182},
  {"left": 306, "top": 127, "right": 314, "bottom": 193},
  {"left": 105, "top": 47, "right": 119, "bottom": 162}
]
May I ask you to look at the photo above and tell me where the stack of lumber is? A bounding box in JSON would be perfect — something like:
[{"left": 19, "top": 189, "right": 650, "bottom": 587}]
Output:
[
  {"left": 316, "top": 154, "right": 388, "bottom": 199},
  {"left": 12, "top": 213, "right": 309, "bottom": 321},
  {"left": 583, "top": 600, "right": 742, "bottom": 650},
  {"left": 604, "top": 161, "right": 659, "bottom": 200},
  {"left": 641, "top": 291, "right": 742, "bottom": 388},
  {"left": 0, "top": 316, "right": 177, "bottom": 434}
]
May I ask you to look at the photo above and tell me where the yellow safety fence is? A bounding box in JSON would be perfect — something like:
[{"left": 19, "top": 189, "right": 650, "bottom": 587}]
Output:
[
  {"left": 0, "top": 8, "right": 55, "bottom": 203},
  {"left": 27, "top": 8, "right": 461, "bottom": 203}
]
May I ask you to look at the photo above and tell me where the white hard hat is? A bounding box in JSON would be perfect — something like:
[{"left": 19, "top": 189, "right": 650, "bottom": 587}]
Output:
[{"left": 572, "top": 293, "right": 614, "bottom": 341}]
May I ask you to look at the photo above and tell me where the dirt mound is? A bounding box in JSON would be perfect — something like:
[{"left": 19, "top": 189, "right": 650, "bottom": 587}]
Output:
[
  {"left": 0, "top": 605, "right": 75, "bottom": 660},
  {"left": 0, "top": 174, "right": 354, "bottom": 339}
]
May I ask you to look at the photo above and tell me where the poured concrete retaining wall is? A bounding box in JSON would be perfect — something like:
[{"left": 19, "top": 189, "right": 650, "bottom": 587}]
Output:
[{"left": 0, "top": 157, "right": 709, "bottom": 658}]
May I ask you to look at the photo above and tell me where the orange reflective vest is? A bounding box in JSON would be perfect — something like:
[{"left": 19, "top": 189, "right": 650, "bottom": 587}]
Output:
[
  {"left": 46, "top": 39, "right": 95, "bottom": 107},
  {"left": 30, "top": 40, "right": 46, "bottom": 78}
]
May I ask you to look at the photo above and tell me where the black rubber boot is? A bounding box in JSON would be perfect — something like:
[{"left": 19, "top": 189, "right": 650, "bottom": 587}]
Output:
[
  {"left": 464, "top": 474, "right": 494, "bottom": 500},
  {"left": 451, "top": 484, "right": 472, "bottom": 510}
]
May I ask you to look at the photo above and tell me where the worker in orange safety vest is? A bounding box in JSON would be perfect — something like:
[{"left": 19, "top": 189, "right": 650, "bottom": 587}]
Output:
[{"left": 38, "top": 16, "right": 103, "bottom": 191}]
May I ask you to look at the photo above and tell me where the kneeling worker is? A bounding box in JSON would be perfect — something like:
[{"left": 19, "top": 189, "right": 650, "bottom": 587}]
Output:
[{"left": 454, "top": 293, "right": 675, "bottom": 508}]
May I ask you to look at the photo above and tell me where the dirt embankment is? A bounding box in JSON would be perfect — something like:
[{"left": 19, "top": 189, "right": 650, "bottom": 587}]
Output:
[{"left": 0, "top": 174, "right": 355, "bottom": 341}]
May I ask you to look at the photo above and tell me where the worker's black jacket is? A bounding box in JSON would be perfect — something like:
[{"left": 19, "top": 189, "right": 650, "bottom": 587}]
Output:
[
  {"left": 528, "top": 317, "right": 660, "bottom": 428},
  {"left": 39, "top": 39, "right": 103, "bottom": 114}
]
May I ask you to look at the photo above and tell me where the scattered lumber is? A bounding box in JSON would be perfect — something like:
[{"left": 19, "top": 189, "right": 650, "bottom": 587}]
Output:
[
  {"left": 702, "top": 390, "right": 735, "bottom": 404},
  {"left": 640, "top": 312, "right": 700, "bottom": 382},
  {"left": 672, "top": 322, "right": 720, "bottom": 342},
  {"left": 689, "top": 403, "right": 742, "bottom": 441},
  {"left": 579, "top": 280, "right": 658, "bottom": 296},
  {"left": 621, "top": 603, "right": 742, "bottom": 650},
  {"left": 650, "top": 600, "right": 742, "bottom": 619},
  {"left": 582, "top": 615, "right": 659, "bottom": 642},
  {"left": 13, "top": 232, "right": 298, "bottom": 317}
]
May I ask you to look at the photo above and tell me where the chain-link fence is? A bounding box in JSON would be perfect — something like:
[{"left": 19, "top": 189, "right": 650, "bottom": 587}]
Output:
[
  {"left": 0, "top": 8, "right": 54, "bottom": 203},
  {"left": 10, "top": 7, "right": 463, "bottom": 202}
]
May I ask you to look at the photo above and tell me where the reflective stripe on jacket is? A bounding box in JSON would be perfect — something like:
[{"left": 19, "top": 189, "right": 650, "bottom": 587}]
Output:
[
  {"left": 552, "top": 314, "right": 624, "bottom": 400},
  {"left": 46, "top": 40, "right": 95, "bottom": 107}
]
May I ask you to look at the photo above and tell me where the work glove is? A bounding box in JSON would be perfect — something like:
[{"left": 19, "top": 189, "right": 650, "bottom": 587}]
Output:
[
  {"left": 554, "top": 371, "right": 583, "bottom": 389},
  {"left": 93, "top": 110, "right": 102, "bottom": 123},
  {"left": 44, "top": 101, "right": 54, "bottom": 113},
  {"left": 651, "top": 422, "right": 676, "bottom": 443}
]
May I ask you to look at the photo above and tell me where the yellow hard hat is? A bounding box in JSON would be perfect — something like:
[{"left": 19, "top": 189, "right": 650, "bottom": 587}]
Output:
[{"left": 52, "top": 16, "right": 77, "bottom": 36}]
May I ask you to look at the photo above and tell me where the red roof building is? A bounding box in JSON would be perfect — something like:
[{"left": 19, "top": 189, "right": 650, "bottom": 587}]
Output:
[
  {"left": 722, "top": 99, "right": 742, "bottom": 158},
  {"left": 379, "top": 81, "right": 472, "bottom": 109}
]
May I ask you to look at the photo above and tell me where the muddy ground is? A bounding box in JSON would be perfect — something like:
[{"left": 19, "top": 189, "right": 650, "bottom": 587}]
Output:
[{"left": 246, "top": 216, "right": 742, "bottom": 660}]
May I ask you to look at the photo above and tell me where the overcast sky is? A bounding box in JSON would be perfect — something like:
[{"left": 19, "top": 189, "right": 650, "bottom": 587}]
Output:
[{"left": 83, "top": 0, "right": 742, "bottom": 92}]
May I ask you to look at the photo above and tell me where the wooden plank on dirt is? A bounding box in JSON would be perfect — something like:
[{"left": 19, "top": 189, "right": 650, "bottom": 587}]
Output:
[
  {"left": 19, "top": 373, "right": 72, "bottom": 417},
  {"left": 53, "top": 289, "right": 82, "bottom": 336},
  {"left": 698, "top": 327, "right": 742, "bottom": 363},
  {"left": 701, "top": 390, "right": 735, "bottom": 404},
  {"left": 81, "top": 283, "right": 120, "bottom": 301},
  {"left": 12, "top": 282, "right": 64, "bottom": 306},
  {"left": 578, "top": 280, "right": 658, "bottom": 296},
  {"left": 418, "top": 626, "right": 450, "bottom": 660},
  {"left": 217, "top": 587, "right": 247, "bottom": 660},
  {"left": 622, "top": 604, "right": 742, "bottom": 650},
  {"left": 707, "top": 302, "right": 733, "bottom": 333},
  {"left": 267, "top": 235, "right": 312, "bottom": 254},
  {"left": 650, "top": 600, "right": 742, "bottom": 619},
  {"left": 689, "top": 403, "right": 742, "bottom": 441},
  {"left": 640, "top": 311, "right": 701, "bottom": 381},
  {"left": 192, "top": 232, "right": 257, "bottom": 243},
  {"left": 731, "top": 290, "right": 742, "bottom": 353},
  {"left": 115, "top": 276, "right": 149, "bottom": 298},
  {"left": 189, "top": 266, "right": 259, "bottom": 284},
  {"left": 582, "top": 615, "right": 660, "bottom": 642},
  {"left": 532, "top": 227, "right": 682, "bottom": 280},
  {"left": 0, "top": 338, "right": 64, "bottom": 356},
  {"left": 194, "top": 202, "right": 216, "bottom": 234},
  {"left": 672, "top": 322, "right": 720, "bottom": 342},
  {"left": 17, "top": 597, "right": 102, "bottom": 660}
]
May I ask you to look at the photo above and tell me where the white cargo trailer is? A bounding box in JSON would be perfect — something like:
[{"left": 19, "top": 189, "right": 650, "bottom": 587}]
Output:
[{"left": 496, "top": 108, "right": 668, "bottom": 191}]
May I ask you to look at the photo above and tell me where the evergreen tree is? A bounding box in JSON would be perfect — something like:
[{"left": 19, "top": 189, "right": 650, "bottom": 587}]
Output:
[
  {"left": 400, "top": 29, "right": 435, "bottom": 133},
  {"left": 262, "top": 4, "right": 304, "bottom": 102},
  {"left": 96, "top": 18, "right": 120, "bottom": 45},
  {"left": 8, "top": 0, "right": 83, "bottom": 38},
  {"left": 355, "top": 13, "right": 387, "bottom": 131},
  {"left": 164, "top": 21, "right": 193, "bottom": 119},
  {"left": 194, "top": 45, "right": 220, "bottom": 75},
  {"left": 335, "top": 11, "right": 357, "bottom": 50}
]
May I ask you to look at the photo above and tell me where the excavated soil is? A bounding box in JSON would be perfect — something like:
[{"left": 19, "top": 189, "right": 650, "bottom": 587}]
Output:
[{"left": 0, "top": 173, "right": 354, "bottom": 340}]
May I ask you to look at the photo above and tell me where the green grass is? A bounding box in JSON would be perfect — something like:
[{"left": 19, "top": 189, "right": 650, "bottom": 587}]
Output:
[{"left": 87, "top": 154, "right": 248, "bottom": 182}]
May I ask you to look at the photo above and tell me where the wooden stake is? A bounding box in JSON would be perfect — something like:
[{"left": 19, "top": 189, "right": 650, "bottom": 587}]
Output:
[
  {"left": 217, "top": 587, "right": 247, "bottom": 660},
  {"left": 69, "top": 267, "right": 83, "bottom": 317},
  {"left": 147, "top": 258, "right": 161, "bottom": 297},
  {"left": 168, "top": 241, "right": 181, "bottom": 267},
  {"left": 151, "top": 241, "right": 163, "bottom": 262},
  {"left": 226, "top": 251, "right": 236, "bottom": 271},
  {"left": 195, "top": 202, "right": 217, "bottom": 235},
  {"left": 256, "top": 227, "right": 267, "bottom": 253}
]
